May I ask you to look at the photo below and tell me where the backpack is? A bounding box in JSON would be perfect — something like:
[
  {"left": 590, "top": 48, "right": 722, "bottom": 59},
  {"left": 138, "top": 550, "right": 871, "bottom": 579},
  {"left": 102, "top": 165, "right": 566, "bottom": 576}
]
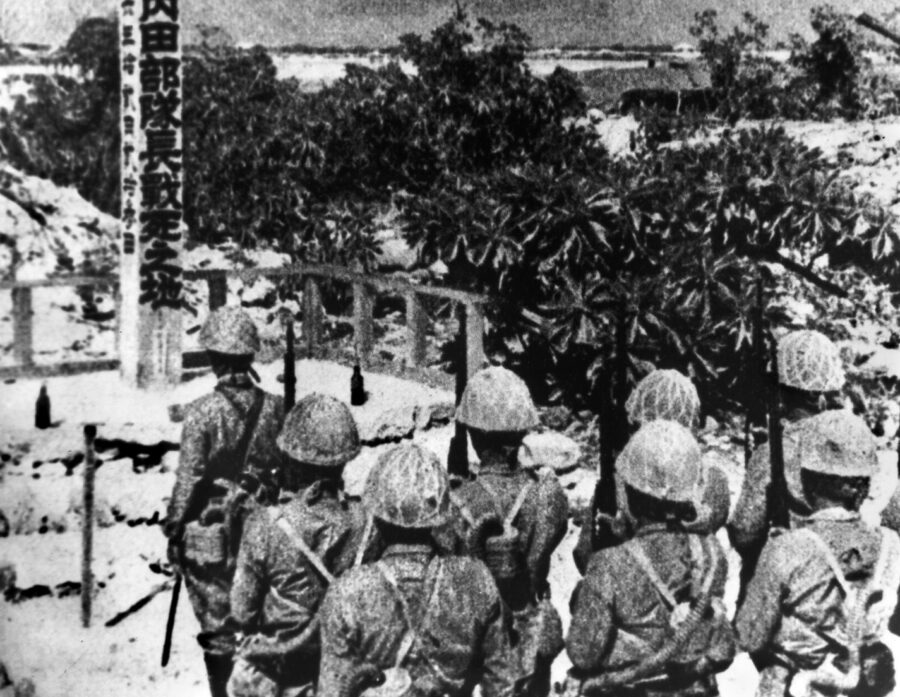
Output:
[
  {"left": 451, "top": 478, "right": 533, "bottom": 584},
  {"left": 623, "top": 534, "right": 735, "bottom": 676},
  {"left": 787, "top": 527, "right": 900, "bottom": 697}
]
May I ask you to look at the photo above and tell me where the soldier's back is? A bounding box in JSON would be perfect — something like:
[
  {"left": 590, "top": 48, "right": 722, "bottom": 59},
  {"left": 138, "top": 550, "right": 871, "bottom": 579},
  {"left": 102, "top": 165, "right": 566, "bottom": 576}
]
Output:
[
  {"left": 319, "top": 552, "right": 512, "bottom": 697},
  {"left": 184, "top": 377, "right": 284, "bottom": 481}
]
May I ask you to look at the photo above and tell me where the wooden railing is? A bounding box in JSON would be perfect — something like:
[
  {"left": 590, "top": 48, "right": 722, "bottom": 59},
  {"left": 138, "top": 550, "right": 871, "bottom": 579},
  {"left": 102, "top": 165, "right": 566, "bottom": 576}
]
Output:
[
  {"left": 183, "top": 263, "right": 487, "bottom": 379},
  {"left": 0, "top": 274, "right": 119, "bottom": 380},
  {"left": 1, "top": 264, "right": 487, "bottom": 382}
]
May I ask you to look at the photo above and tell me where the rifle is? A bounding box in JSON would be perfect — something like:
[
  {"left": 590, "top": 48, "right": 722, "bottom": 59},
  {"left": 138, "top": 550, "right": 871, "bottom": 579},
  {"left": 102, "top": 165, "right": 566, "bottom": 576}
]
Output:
[
  {"left": 591, "top": 302, "right": 629, "bottom": 549},
  {"left": 448, "top": 303, "right": 469, "bottom": 478},
  {"left": 767, "top": 324, "right": 788, "bottom": 530},
  {"left": 282, "top": 310, "right": 296, "bottom": 411},
  {"left": 745, "top": 279, "right": 769, "bottom": 466},
  {"left": 161, "top": 574, "right": 181, "bottom": 666}
]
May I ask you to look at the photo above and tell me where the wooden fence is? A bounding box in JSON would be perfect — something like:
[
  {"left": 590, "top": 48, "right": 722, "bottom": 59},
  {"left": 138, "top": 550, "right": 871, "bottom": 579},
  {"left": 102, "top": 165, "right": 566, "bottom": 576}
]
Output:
[{"left": 0, "top": 264, "right": 487, "bottom": 382}]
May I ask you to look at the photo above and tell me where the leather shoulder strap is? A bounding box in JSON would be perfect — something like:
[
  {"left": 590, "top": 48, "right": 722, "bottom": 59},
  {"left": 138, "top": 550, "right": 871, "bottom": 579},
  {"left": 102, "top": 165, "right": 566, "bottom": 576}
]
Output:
[
  {"left": 504, "top": 482, "right": 534, "bottom": 528},
  {"left": 216, "top": 385, "right": 266, "bottom": 472},
  {"left": 268, "top": 508, "right": 335, "bottom": 584}
]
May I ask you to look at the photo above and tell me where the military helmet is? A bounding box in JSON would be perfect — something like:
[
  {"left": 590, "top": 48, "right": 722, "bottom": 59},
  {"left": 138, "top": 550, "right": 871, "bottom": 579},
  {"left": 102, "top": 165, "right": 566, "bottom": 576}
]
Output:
[
  {"left": 456, "top": 366, "right": 540, "bottom": 432},
  {"left": 625, "top": 369, "right": 701, "bottom": 429},
  {"left": 363, "top": 443, "right": 450, "bottom": 528},
  {"left": 796, "top": 409, "right": 878, "bottom": 478},
  {"left": 199, "top": 306, "right": 261, "bottom": 356},
  {"left": 277, "top": 393, "right": 361, "bottom": 467},
  {"left": 777, "top": 330, "right": 844, "bottom": 393},
  {"left": 617, "top": 420, "right": 703, "bottom": 503}
]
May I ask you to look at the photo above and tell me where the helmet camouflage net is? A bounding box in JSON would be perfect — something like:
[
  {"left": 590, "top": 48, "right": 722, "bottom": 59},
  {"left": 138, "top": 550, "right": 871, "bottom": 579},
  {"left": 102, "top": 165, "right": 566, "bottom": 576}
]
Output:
[
  {"left": 796, "top": 409, "right": 878, "bottom": 478},
  {"left": 277, "top": 393, "right": 361, "bottom": 467},
  {"left": 456, "top": 366, "right": 540, "bottom": 432},
  {"left": 617, "top": 420, "right": 703, "bottom": 503},
  {"left": 625, "top": 369, "right": 700, "bottom": 429},
  {"left": 363, "top": 443, "right": 450, "bottom": 528},
  {"left": 777, "top": 330, "right": 844, "bottom": 393},
  {"left": 199, "top": 306, "right": 261, "bottom": 356}
]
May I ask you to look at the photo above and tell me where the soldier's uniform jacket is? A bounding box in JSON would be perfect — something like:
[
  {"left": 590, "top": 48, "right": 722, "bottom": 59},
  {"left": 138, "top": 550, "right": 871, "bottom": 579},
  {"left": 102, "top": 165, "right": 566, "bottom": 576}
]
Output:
[
  {"left": 728, "top": 410, "right": 817, "bottom": 559},
  {"left": 318, "top": 545, "right": 517, "bottom": 697},
  {"left": 231, "top": 483, "right": 372, "bottom": 643},
  {"left": 735, "top": 509, "right": 900, "bottom": 682},
  {"left": 167, "top": 373, "right": 285, "bottom": 531},
  {"left": 567, "top": 527, "right": 733, "bottom": 693},
  {"left": 449, "top": 462, "right": 568, "bottom": 599},
  {"left": 230, "top": 480, "right": 374, "bottom": 688},
  {"left": 164, "top": 373, "right": 284, "bottom": 655},
  {"left": 573, "top": 455, "right": 731, "bottom": 576}
]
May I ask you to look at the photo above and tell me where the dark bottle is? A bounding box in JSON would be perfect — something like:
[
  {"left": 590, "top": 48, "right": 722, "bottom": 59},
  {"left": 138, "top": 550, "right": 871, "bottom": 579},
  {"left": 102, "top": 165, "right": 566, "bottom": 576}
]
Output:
[
  {"left": 35, "top": 383, "right": 51, "bottom": 429},
  {"left": 350, "top": 364, "right": 366, "bottom": 406}
]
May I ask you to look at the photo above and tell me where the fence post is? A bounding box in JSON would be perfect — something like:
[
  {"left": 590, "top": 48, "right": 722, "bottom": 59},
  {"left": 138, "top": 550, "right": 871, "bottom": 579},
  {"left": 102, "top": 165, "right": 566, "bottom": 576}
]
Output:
[
  {"left": 405, "top": 291, "right": 427, "bottom": 368},
  {"left": 303, "top": 276, "right": 323, "bottom": 358},
  {"left": 12, "top": 287, "right": 34, "bottom": 367},
  {"left": 82, "top": 424, "right": 97, "bottom": 628},
  {"left": 464, "top": 302, "right": 485, "bottom": 381},
  {"left": 352, "top": 281, "right": 374, "bottom": 365},
  {"left": 207, "top": 275, "right": 227, "bottom": 310}
]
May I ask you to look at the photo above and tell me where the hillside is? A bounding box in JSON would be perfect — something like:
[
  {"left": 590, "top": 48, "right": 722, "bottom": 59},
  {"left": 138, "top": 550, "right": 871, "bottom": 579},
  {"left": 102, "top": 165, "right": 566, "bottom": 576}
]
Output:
[{"left": 5, "top": 0, "right": 900, "bottom": 50}]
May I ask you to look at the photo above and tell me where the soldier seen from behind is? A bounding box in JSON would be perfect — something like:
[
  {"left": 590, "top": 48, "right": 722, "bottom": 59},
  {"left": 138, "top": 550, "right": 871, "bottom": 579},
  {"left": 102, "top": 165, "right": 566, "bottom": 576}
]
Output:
[
  {"left": 567, "top": 420, "right": 736, "bottom": 697},
  {"left": 450, "top": 366, "right": 568, "bottom": 697},
  {"left": 318, "top": 443, "right": 517, "bottom": 697},
  {"left": 735, "top": 410, "right": 900, "bottom": 697},
  {"left": 729, "top": 329, "right": 846, "bottom": 588},
  {"left": 165, "top": 306, "right": 286, "bottom": 697},
  {"left": 573, "top": 369, "right": 732, "bottom": 574},
  {"left": 228, "top": 393, "right": 376, "bottom": 697}
]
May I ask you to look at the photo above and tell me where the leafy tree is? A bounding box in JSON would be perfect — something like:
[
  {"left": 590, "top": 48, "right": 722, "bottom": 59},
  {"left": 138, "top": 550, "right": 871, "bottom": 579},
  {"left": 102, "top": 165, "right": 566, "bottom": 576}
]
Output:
[{"left": 789, "top": 6, "right": 870, "bottom": 117}]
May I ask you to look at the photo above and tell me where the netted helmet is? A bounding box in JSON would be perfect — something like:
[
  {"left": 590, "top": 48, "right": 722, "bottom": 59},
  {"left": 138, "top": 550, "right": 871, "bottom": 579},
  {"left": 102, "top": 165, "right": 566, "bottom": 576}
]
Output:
[
  {"left": 456, "top": 366, "right": 539, "bottom": 432},
  {"left": 617, "top": 420, "right": 703, "bottom": 503},
  {"left": 625, "top": 369, "right": 701, "bottom": 429},
  {"left": 199, "top": 306, "right": 261, "bottom": 356},
  {"left": 796, "top": 409, "right": 878, "bottom": 478},
  {"left": 777, "top": 330, "right": 844, "bottom": 393},
  {"left": 363, "top": 444, "right": 450, "bottom": 528},
  {"left": 277, "top": 393, "right": 361, "bottom": 467}
]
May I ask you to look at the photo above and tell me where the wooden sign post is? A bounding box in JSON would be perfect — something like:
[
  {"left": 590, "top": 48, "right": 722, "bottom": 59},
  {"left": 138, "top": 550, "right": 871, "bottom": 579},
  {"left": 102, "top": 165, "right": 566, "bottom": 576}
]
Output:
[{"left": 119, "top": 0, "right": 185, "bottom": 388}]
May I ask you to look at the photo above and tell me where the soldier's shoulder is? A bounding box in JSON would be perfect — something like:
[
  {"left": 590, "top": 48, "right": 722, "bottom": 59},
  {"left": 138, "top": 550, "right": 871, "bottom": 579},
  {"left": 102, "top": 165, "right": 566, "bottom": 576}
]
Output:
[
  {"left": 583, "top": 543, "right": 629, "bottom": 577},
  {"left": 262, "top": 390, "right": 284, "bottom": 410},
  {"left": 183, "top": 390, "right": 224, "bottom": 422}
]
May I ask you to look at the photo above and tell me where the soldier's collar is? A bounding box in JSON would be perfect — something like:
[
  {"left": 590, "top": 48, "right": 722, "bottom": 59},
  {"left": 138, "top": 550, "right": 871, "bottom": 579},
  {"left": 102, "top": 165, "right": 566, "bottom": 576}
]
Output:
[
  {"left": 632, "top": 522, "right": 671, "bottom": 538},
  {"left": 809, "top": 507, "right": 860, "bottom": 522},
  {"left": 382, "top": 543, "right": 434, "bottom": 558},
  {"left": 216, "top": 372, "right": 255, "bottom": 388},
  {"left": 475, "top": 461, "right": 519, "bottom": 476}
]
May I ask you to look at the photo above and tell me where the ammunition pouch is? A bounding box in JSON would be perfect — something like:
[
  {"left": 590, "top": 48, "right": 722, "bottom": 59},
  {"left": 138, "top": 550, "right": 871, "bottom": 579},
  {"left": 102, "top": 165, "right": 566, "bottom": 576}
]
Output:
[{"left": 184, "top": 520, "right": 228, "bottom": 568}]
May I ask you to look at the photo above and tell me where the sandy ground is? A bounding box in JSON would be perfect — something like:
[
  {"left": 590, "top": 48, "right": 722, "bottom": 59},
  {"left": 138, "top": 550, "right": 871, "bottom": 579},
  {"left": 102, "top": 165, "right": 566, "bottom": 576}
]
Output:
[{"left": 2, "top": 359, "right": 900, "bottom": 697}]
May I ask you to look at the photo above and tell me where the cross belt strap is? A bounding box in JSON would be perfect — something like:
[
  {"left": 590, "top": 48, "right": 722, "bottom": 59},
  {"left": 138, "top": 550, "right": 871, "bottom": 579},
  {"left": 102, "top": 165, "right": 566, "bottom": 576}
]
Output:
[
  {"left": 476, "top": 478, "right": 534, "bottom": 528},
  {"left": 354, "top": 515, "right": 374, "bottom": 568},
  {"left": 377, "top": 558, "right": 445, "bottom": 670},
  {"left": 268, "top": 509, "right": 335, "bottom": 584}
]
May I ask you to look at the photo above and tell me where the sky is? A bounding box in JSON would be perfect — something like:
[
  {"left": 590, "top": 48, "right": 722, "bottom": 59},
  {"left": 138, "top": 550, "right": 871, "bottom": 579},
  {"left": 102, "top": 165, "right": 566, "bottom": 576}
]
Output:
[{"left": 3, "top": 0, "right": 899, "bottom": 48}]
